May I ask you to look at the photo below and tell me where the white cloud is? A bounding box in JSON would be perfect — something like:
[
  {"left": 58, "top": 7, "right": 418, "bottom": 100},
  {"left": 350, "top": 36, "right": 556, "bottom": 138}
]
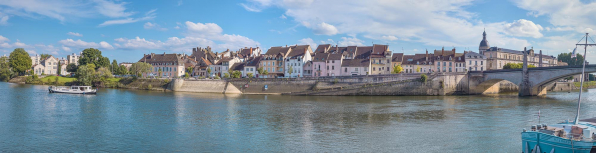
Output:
[
  {"left": 177, "top": 0, "right": 183, "bottom": 6},
  {"left": 241, "top": 0, "right": 530, "bottom": 50},
  {"left": 98, "top": 9, "right": 156, "bottom": 27},
  {"left": 35, "top": 44, "right": 60, "bottom": 55},
  {"left": 174, "top": 26, "right": 180, "bottom": 29},
  {"left": 112, "top": 21, "right": 260, "bottom": 52},
  {"left": 0, "top": 13, "right": 8, "bottom": 25},
  {"left": 99, "top": 41, "right": 114, "bottom": 49},
  {"left": 337, "top": 37, "right": 365, "bottom": 46},
  {"left": 0, "top": 0, "right": 94, "bottom": 22},
  {"left": 381, "top": 35, "right": 398, "bottom": 41},
  {"left": 298, "top": 38, "right": 317, "bottom": 48},
  {"left": 503, "top": 19, "right": 543, "bottom": 38},
  {"left": 144, "top": 22, "right": 167, "bottom": 31},
  {"left": 280, "top": 14, "right": 286, "bottom": 19},
  {"left": 0, "top": 35, "right": 8, "bottom": 42},
  {"left": 94, "top": 0, "right": 134, "bottom": 18},
  {"left": 59, "top": 39, "right": 113, "bottom": 50},
  {"left": 514, "top": 0, "right": 596, "bottom": 33},
  {"left": 311, "top": 22, "right": 338, "bottom": 35},
  {"left": 62, "top": 46, "right": 71, "bottom": 52},
  {"left": 185, "top": 21, "right": 223, "bottom": 36},
  {"left": 67, "top": 32, "right": 83, "bottom": 37},
  {"left": 545, "top": 26, "right": 574, "bottom": 32}
]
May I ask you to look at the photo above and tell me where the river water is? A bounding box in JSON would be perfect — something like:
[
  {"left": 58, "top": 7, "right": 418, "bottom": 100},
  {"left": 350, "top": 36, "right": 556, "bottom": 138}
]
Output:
[{"left": 1, "top": 82, "right": 596, "bottom": 152}]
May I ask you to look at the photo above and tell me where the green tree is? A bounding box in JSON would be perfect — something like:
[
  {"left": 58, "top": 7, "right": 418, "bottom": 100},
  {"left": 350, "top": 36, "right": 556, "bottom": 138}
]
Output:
[
  {"left": 57, "top": 61, "right": 62, "bottom": 76},
  {"left": 39, "top": 54, "right": 50, "bottom": 60},
  {"left": 503, "top": 63, "right": 536, "bottom": 69},
  {"left": 97, "top": 67, "right": 112, "bottom": 79},
  {"left": 420, "top": 74, "right": 428, "bottom": 82},
  {"left": 129, "top": 62, "right": 153, "bottom": 78},
  {"left": 158, "top": 68, "right": 163, "bottom": 77},
  {"left": 186, "top": 67, "right": 193, "bottom": 74},
  {"left": 287, "top": 66, "right": 293, "bottom": 77},
  {"left": 79, "top": 48, "right": 109, "bottom": 68},
  {"left": 66, "top": 63, "right": 78, "bottom": 73},
  {"left": 231, "top": 70, "right": 241, "bottom": 78},
  {"left": 207, "top": 67, "right": 212, "bottom": 76},
  {"left": 9, "top": 48, "right": 32, "bottom": 76},
  {"left": 117, "top": 65, "right": 128, "bottom": 75},
  {"left": 223, "top": 73, "right": 230, "bottom": 78},
  {"left": 0, "top": 56, "right": 13, "bottom": 81},
  {"left": 257, "top": 67, "right": 264, "bottom": 75},
  {"left": 558, "top": 53, "right": 585, "bottom": 66},
  {"left": 75, "top": 64, "right": 96, "bottom": 86},
  {"left": 392, "top": 65, "right": 403, "bottom": 74},
  {"left": 111, "top": 60, "right": 118, "bottom": 73},
  {"left": 185, "top": 72, "right": 190, "bottom": 79},
  {"left": 416, "top": 66, "right": 421, "bottom": 73},
  {"left": 247, "top": 73, "right": 254, "bottom": 78}
]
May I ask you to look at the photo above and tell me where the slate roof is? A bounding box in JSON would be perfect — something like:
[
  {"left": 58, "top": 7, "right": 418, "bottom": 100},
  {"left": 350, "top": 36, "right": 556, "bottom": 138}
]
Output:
[
  {"left": 328, "top": 53, "right": 343, "bottom": 60},
  {"left": 313, "top": 53, "right": 329, "bottom": 62},
  {"left": 315, "top": 44, "right": 331, "bottom": 53},
  {"left": 231, "top": 63, "right": 245, "bottom": 71},
  {"left": 392, "top": 53, "right": 404, "bottom": 62},
  {"left": 341, "top": 59, "right": 370, "bottom": 67},
  {"left": 355, "top": 46, "right": 373, "bottom": 59},
  {"left": 138, "top": 53, "right": 183, "bottom": 64},
  {"left": 245, "top": 56, "right": 262, "bottom": 67},
  {"left": 464, "top": 51, "right": 486, "bottom": 59}
]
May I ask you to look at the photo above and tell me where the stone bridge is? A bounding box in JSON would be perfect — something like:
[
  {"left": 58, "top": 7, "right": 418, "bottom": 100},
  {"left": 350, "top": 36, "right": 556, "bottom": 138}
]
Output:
[{"left": 467, "top": 65, "right": 595, "bottom": 96}]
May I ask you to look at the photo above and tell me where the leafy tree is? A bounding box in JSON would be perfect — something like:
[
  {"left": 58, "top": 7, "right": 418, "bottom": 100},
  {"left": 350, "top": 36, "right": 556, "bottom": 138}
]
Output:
[
  {"left": 247, "top": 73, "right": 254, "bottom": 78},
  {"left": 116, "top": 65, "right": 128, "bottom": 75},
  {"left": 263, "top": 70, "right": 269, "bottom": 75},
  {"left": 79, "top": 48, "right": 110, "bottom": 68},
  {"left": 223, "top": 73, "right": 230, "bottom": 78},
  {"left": 75, "top": 64, "right": 96, "bottom": 86},
  {"left": 392, "top": 65, "right": 403, "bottom": 74},
  {"left": 57, "top": 61, "right": 62, "bottom": 75},
  {"left": 158, "top": 68, "right": 163, "bottom": 77},
  {"left": 257, "top": 67, "right": 264, "bottom": 75},
  {"left": 9, "top": 48, "right": 32, "bottom": 76},
  {"left": 420, "top": 74, "right": 428, "bottom": 82},
  {"left": 39, "top": 54, "right": 50, "bottom": 60},
  {"left": 287, "top": 66, "right": 293, "bottom": 77},
  {"left": 231, "top": 70, "right": 241, "bottom": 78},
  {"left": 186, "top": 67, "right": 193, "bottom": 74},
  {"left": 97, "top": 67, "right": 112, "bottom": 79},
  {"left": 0, "top": 56, "right": 13, "bottom": 81},
  {"left": 111, "top": 60, "right": 118, "bottom": 73},
  {"left": 207, "top": 67, "right": 212, "bottom": 76},
  {"left": 66, "top": 63, "right": 78, "bottom": 73},
  {"left": 416, "top": 66, "right": 421, "bottom": 73},
  {"left": 185, "top": 72, "right": 190, "bottom": 79},
  {"left": 502, "top": 63, "right": 536, "bottom": 69},
  {"left": 558, "top": 53, "right": 585, "bottom": 66},
  {"left": 129, "top": 62, "right": 153, "bottom": 78}
]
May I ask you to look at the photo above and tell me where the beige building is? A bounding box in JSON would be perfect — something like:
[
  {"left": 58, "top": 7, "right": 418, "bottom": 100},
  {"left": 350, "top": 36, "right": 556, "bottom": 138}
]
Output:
[
  {"left": 479, "top": 30, "right": 557, "bottom": 70},
  {"left": 67, "top": 52, "right": 81, "bottom": 65},
  {"left": 138, "top": 53, "right": 186, "bottom": 78},
  {"left": 32, "top": 55, "right": 68, "bottom": 76}
]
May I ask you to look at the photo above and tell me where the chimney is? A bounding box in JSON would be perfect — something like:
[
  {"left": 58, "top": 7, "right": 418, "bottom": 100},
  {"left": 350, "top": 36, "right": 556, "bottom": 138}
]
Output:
[
  {"left": 286, "top": 45, "right": 288, "bottom": 47},
  {"left": 151, "top": 53, "right": 155, "bottom": 58},
  {"left": 441, "top": 47, "right": 444, "bottom": 56},
  {"left": 425, "top": 49, "right": 428, "bottom": 61},
  {"left": 193, "top": 48, "right": 197, "bottom": 52}
]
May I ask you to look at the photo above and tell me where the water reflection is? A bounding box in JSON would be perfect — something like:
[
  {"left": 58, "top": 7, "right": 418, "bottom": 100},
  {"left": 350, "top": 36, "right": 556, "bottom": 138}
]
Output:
[{"left": 2, "top": 82, "right": 596, "bottom": 152}]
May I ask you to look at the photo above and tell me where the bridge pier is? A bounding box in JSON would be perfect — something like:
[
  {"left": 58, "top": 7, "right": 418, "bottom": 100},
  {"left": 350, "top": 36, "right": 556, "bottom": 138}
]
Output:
[{"left": 519, "top": 47, "right": 532, "bottom": 96}]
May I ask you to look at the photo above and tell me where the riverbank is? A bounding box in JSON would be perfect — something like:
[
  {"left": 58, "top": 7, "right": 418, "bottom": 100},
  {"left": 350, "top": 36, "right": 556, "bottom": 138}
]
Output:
[{"left": 7, "top": 76, "right": 170, "bottom": 91}]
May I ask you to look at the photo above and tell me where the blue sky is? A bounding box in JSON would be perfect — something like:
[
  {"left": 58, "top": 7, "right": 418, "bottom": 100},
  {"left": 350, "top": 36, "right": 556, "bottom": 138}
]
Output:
[{"left": 0, "top": 0, "right": 595, "bottom": 63}]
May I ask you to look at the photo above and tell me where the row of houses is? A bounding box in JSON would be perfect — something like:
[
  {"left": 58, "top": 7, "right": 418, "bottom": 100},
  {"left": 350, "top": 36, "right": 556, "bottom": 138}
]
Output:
[{"left": 134, "top": 31, "right": 565, "bottom": 78}]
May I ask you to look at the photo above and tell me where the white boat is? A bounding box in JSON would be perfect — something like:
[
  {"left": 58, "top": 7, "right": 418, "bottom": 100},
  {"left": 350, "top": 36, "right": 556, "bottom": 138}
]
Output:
[{"left": 48, "top": 86, "right": 97, "bottom": 94}]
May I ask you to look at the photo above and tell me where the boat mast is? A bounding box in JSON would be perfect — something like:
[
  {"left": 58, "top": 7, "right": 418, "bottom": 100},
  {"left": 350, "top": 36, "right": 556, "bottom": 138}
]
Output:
[{"left": 574, "top": 33, "right": 595, "bottom": 125}]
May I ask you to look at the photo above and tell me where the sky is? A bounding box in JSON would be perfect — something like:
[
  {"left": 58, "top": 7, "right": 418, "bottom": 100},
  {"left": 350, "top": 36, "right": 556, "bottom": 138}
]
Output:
[{"left": 0, "top": 0, "right": 595, "bottom": 63}]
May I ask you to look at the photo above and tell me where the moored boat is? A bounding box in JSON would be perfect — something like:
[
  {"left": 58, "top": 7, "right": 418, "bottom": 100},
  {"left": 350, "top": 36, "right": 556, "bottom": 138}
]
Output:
[
  {"left": 521, "top": 33, "right": 596, "bottom": 153},
  {"left": 48, "top": 86, "right": 97, "bottom": 94}
]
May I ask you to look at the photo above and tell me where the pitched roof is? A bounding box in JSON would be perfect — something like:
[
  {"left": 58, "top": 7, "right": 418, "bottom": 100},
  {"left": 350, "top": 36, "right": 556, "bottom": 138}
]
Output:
[
  {"left": 312, "top": 53, "right": 329, "bottom": 62},
  {"left": 328, "top": 53, "right": 343, "bottom": 60},
  {"left": 372, "top": 44, "right": 388, "bottom": 55},
  {"left": 392, "top": 53, "right": 404, "bottom": 62},
  {"left": 286, "top": 45, "right": 311, "bottom": 58},
  {"left": 341, "top": 59, "right": 369, "bottom": 67},
  {"left": 245, "top": 56, "right": 263, "bottom": 67},
  {"left": 231, "top": 62, "right": 245, "bottom": 71},
  {"left": 138, "top": 53, "right": 183, "bottom": 64},
  {"left": 315, "top": 44, "right": 331, "bottom": 53},
  {"left": 355, "top": 46, "right": 373, "bottom": 59}
]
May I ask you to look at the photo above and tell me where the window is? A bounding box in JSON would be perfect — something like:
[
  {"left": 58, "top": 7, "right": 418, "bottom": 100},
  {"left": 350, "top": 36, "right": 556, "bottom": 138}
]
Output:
[
  {"left": 327, "top": 66, "right": 329, "bottom": 70},
  {"left": 373, "top": 67, "right": 376, "bottom": 71},
  {"left": 345, "top": 68, "right": 347, "bottom": 72},
  {"left": 332, "top": 60, "right": 334, "bottom": 63},
  {"left": 332, "top": 66, "right": 334, "bottom": 70},
  {"left": 355, "top": 68, "right": 358, "bottom": 71},
  {"left": 481, "top": 61, "right": 483, "bottom": 65},
  {"left": 449, "top": 62, "right": 452, "bottom": 66},
  {"left": 438, "top": 62, "right": 441, "bottom": 66}
]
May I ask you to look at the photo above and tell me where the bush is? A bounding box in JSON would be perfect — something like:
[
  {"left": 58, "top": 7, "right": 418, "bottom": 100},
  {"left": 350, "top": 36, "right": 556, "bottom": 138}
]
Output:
[
  {"left": 224, "top": 73, "right": 230, "bottom": 78},
  {"left": 147, "top": 84, "right": 152, "bottom": 90},
  {"left": 420, "top": 74, "right": 428, "bottom": 82},
  {"left": 333, "top": 78, "right": 339, "bottom": 84},
  {"left": 184, "top": 72, "right": 190, "bottom": 79},
  {"left": 214, "top": 76, "right": 221, "bottom": 79}
]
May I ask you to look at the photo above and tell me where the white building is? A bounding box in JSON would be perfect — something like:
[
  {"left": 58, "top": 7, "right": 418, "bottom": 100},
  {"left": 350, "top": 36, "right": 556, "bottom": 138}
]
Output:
[
  {"left": 67, "top": 52, "right": 82, "bottom": 65},
  {"left": 464, "top": 51, "right": 487, "bottom": 71},
  {"left": 32, "top": 55, "right": 68, "bottom": 76},
  {"left": 284, "top": 45, "right": 313, "bottom": 78}
]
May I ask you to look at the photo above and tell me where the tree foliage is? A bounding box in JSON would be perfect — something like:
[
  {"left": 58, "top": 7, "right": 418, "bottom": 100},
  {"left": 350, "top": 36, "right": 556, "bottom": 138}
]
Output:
[
  {"left": 115, "top": 65, "right": 128, "bottom": 75},
  {"left": 287, "top": 66, "right": 293, "bottom": 77},
  {"left": 558, "top": 53, "right": 585, "bottom": 66},
  {"left": 75, "top": 64, "right": 96, "bottom": 86},
  {"left": 224, "top": 73, "right": 230, "bottom": 78},
  {"left": 0, "top": 56, "right": 12, "bottom": 81},
  {"left": 129, "top": 62, "right": 152, "bottom": 78},
  {"left": 39, "top": 54, "right": 50, "bottom": 60},
  {"left": 392, "top": 65, "right": 403, "bottom": 74},
  {"left": 66, "top": 63, "right": 78, "bottom": 73},
  {"left": 9, "top": 48, "right": 32, "bottom": 75},
  {"left": 79, "top": 48, "right": 110, "bottom": 68},
  {"left": 231, "top": 70, "right": 241, "bottom": 78},
  {"left": 57, "top": 61, "right": 62, "bottom": 75},
  {"left": 420, "top": 74, "right": 428, "bottom": 82},
  {"left": 247, "top": 73, "right": 254, "bottom": 78},
  {"left": 111, "top": 60, "right": 118, "bottom": 73},
  {"left": 503, "top": 63, "right": 536, "bottom": 69}
]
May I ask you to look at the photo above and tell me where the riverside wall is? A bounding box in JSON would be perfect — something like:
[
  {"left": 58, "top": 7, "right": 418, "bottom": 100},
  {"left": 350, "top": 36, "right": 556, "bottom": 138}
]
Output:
[{"left": 168, "top": 73, "right": 473, "bottom": 96}]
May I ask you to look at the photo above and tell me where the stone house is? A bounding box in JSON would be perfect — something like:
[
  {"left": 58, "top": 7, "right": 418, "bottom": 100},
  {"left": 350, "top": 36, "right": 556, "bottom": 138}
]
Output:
[{"left": 138, "top": 53, "right": 185, "bottom": 78}]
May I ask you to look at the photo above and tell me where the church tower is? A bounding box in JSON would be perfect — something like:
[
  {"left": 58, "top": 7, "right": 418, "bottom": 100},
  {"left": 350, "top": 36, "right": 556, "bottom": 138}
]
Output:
[{"left": 479, "top": 29, "right": 490, "bottom": 55}]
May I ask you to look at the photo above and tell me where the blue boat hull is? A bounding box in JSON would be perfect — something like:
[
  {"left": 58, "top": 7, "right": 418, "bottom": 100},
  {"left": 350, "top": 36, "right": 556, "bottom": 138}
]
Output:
[{"left": 522, "top": 132, "right": 596, "bottom": 153}]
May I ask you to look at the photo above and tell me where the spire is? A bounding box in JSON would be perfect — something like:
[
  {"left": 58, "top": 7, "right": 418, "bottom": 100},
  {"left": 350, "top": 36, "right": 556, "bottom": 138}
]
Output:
[{"left": 483, "top": 28, "right": 487, "bottom": 38}]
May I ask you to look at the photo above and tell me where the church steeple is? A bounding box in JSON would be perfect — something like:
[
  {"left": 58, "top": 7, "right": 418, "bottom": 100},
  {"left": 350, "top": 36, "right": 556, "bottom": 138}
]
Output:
[{"left": 479, "top": 29, "right": 490, "bottom": 55}]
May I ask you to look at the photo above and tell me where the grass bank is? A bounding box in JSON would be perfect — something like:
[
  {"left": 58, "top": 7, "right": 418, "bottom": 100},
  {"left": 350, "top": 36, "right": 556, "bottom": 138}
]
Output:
[{"left": 8, "top": 75, "right": 171, "bottom": 91}]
